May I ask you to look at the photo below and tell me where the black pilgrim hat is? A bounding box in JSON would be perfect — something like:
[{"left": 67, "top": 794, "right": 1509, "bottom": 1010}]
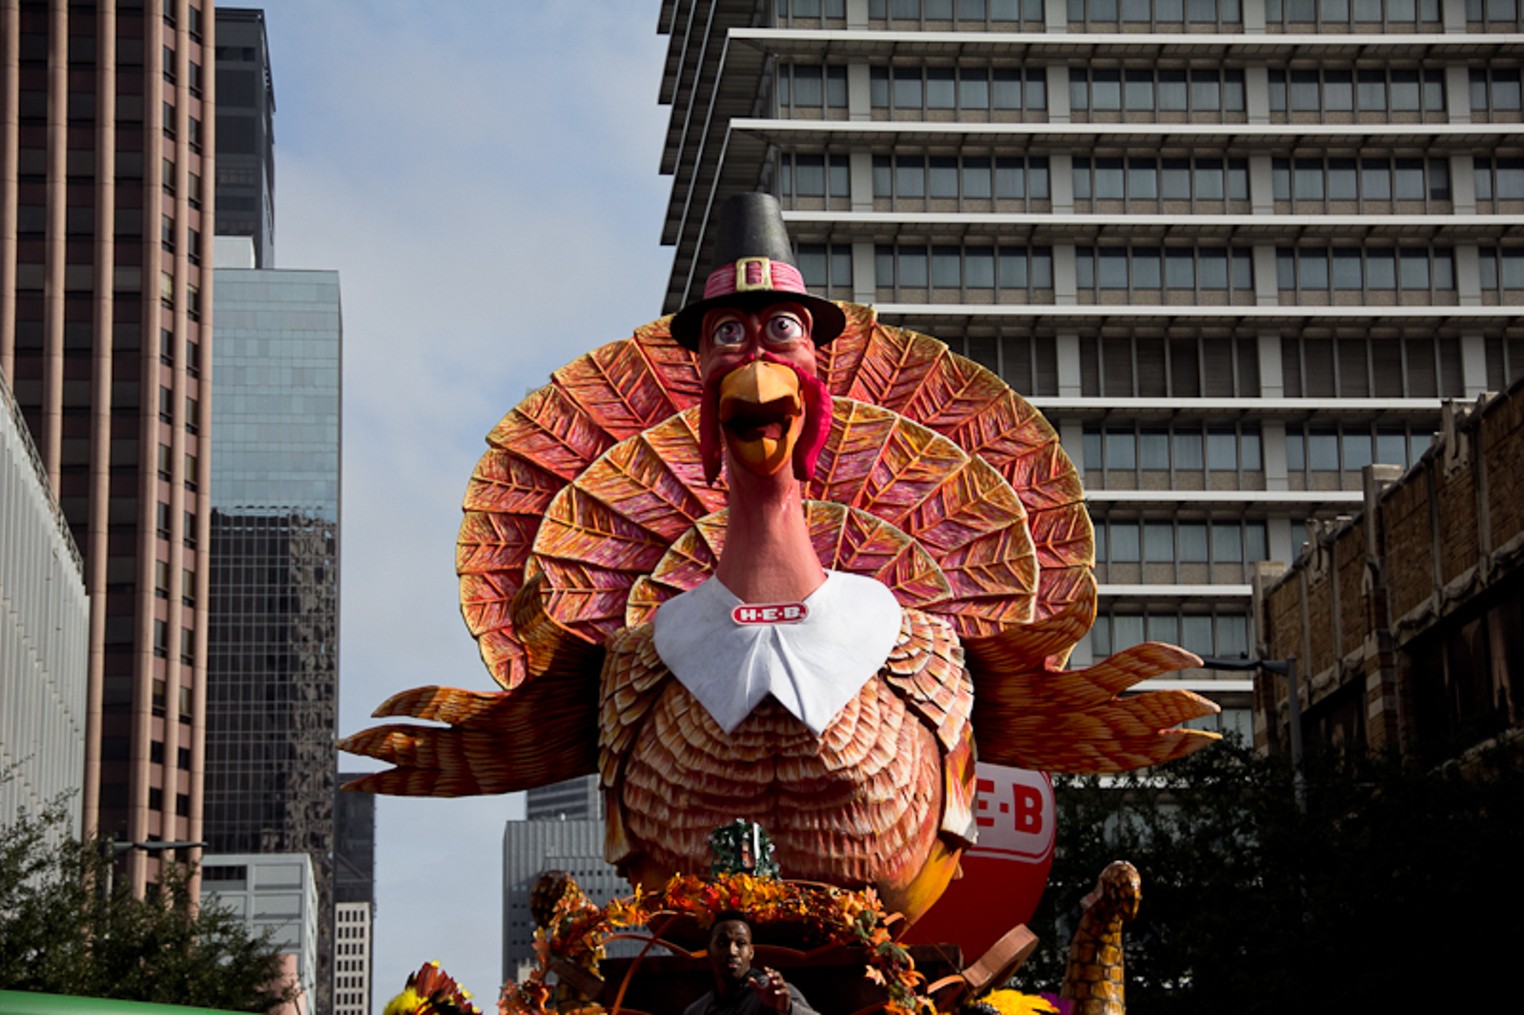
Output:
[{"left": 668, "top": 192, "right": 847, "bottom": 352}]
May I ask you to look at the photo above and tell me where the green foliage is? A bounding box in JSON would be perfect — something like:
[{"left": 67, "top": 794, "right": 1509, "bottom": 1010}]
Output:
[
  {"left": 0, "top": 798, "right": 294, "bottom": 1011},
  {"left": 1018, "top": 738, "right": 1524, "bottom": 1013}
]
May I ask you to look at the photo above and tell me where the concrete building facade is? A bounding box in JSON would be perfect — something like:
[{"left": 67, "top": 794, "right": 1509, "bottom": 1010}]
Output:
[
  {"left": 1, "top": 371, "right": 89, "bottom": 835},
  {"left": 654, "top": 0, "right": 1524, "bottom": 730},
  {"left": 0, "top": 0, "right": 216, "bottom": 892},
  {"left": 202, "top": 851, "right": 320, "bottom": 1014}
]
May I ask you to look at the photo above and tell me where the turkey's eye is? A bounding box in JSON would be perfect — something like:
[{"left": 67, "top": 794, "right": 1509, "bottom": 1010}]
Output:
[
  {"left": 710, "top": 318, "right": 746, "bottom": 347},
  {"left": 763, "top": 313, "right": 805, "bottom": 345}
]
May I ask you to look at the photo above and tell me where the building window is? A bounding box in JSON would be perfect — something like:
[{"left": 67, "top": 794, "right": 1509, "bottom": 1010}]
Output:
[
  {"left": 181, "top": 567, "right": 195, "bottom": 607},
  {"left": 1093, "top": 517, "right": 1268, "bottom": 582},
  {"left": 1265, "top": 0, "right": 1442, "bottom": 26},
  {"left": 1272, "top": 156, "right": 1451, "bottom": 211},
  {"left": 1069, "top": 0, "right": 1243, "bottom": 24},
  {"left": 775, "top": 0, "right": 847, "bottom": 23},
  {"left": 1470, "top": 67, "right": 1524, "bottom": 120},
  {"left": 157, "top": 442, "right": 172, "bottom": 479},
  {"left": 1092, "top": 608, "right": 1252, "bottom": 660},
  {"left": 958, "top": 333, "right": 1060, "bottom": 395},
  {"left": 1075, "top": 245, "right": 1254, "bottom": 305},
  {"left": 872, "top": 154, "right": 1051, "bottom": 211},
  {"left": 1474, "top": 157, "right": 1524, "bottom": 211},
  {"left": 153, "top": 621, "right": 168, "bottom": 660},
  {"left": 183, "top": 510, "right": 197, "bottom": 548},
  {"left": 1275, "top": 246, "right": 1455, "bottom": 304},
  {"left": 1484, "top": 335, "right": 1524, "bottom": 387},
  {"left": 1279, "top": 335, "right": 1463, "bottom": 398},
  {"left": 155, "top": 559, "right": 170, "bottom": 599},
  {"left": 1283, "top": 424, "right": 1433, "bottom": 487},
  {"left": 1078, "top": 335, "right": 1260, "bottom": 397},
  {"left": 778, "top": 153, "right": 850, "bottom": 208},
  {"left": 158, "top": 386, "right": 173, "bottom": 422},
  {"left": 1083, "top": 424, "right": 1264, "bottom": 487},
  {"left": 1465, "top": 0, "right": 1521, "bottom": 24},
  {"left": 794, "top": 243, "right": 854, "bottom": 297},
  {"left": 776, "top": 63, "right": 848, "bottom": 115},
  {"left": 1268, "top": 67, "right": 1445, "bottom": 121},
  {"left": 1074, "top": 156, "right": 1248, "bottom": 211},
  {"left": 875, "top": 243, "right": 1052, "bottom": 302},
  {"left": 870, "top": 65, "right": 1046, "bottom": 118},
  {"left": 1070, "top": 68, "right": 1246, "bottom": 119},
  {"left": 1477, "top": 246, "right": 1524, "bottom": 303},
  {"left": 869, "top": 0, "right": 1048, "bottom": 24}
]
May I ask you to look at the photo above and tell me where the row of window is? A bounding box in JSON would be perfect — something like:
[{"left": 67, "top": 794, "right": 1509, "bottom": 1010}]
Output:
[
  {"left": 788, "top": 154, "right": 1511, "bottom": 211},
  {"left": 1075, "top": 246, "right": 1255, "bottom": 295},
  {"left": 872, "top": 154, "right": 1050, "bottom": 202},
  {"left": 1265, "top": 0, "right": 1441, "bottom": 19},
  {"left": 1272, "top": 156, "right": 1451, "bottom": 207},
  {"left": 1275, "top": 246, "right": 1454, "bottom": 295},
  {"left": 1280, "top": 336, "right": 1464, "bottom": 398},
  {"left": 1267, "top": 68, "right": 1447, "bottom": 116},
  {"left": 801, "top": 241, "right": 1468, "bottom": 298},
  {"left": 1095, "top": 518, "right": 1269, "bottom": 566},
  {"left": 779, "top": 61, "right": 1524, "bottom": 121},
  {"left": 1479, "top": 247, "right": 1524, "bottom": 291},
  {"left": 1074, "top": 156, "right": 1248, "bottom": 203},
  {"left": 1284, "top": 425, "right": 1433, "bottom": 472},
  {"left": 869, "top": 66, "right": 1047, "bottom": 113},
  {"left": 1080, "top": 335, "right": 1261, "bottom": 398},
  {"left": 873, "top": 243, "right": 1055, "bottom": 293},
  {"left": 1083, "top": 425, "right": 1264, "bottom": 474},
  {"left": 787, "top": 0, "right": 1520, "bottom": 23},
  {"left": 1070, "top": 69, "right": 1246, "bottom": 115},
  {"left": 1091, "top": 610, "right": 1252, "bottom": 660}
]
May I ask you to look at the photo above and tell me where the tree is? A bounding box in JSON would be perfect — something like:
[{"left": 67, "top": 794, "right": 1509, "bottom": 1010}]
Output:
[
  {"left": 0, "top": 797, "right": 295, "bottom": 1011},
  {"left": 1016, "top": 737, "right": 1524, "bottom": 1013}
]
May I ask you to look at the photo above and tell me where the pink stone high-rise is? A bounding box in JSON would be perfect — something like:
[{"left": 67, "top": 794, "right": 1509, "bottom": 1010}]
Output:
[{"left": 0, "top": 0, "right": 214, "bottom": 894}]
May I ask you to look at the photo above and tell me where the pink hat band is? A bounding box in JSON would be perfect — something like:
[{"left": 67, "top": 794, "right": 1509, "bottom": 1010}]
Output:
[{"left": 702, "top": 257, "right": 808, "bottom": 301}]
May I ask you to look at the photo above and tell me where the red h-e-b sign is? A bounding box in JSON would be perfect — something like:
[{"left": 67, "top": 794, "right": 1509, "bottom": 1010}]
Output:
[{"left": 901, "top": 764, "right": 1055, "bottom": 956}]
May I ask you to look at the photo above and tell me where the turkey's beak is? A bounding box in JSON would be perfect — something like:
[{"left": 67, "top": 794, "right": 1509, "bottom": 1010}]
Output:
[{"left": 717, "top": 360, "right": 805, "bottom": 477}]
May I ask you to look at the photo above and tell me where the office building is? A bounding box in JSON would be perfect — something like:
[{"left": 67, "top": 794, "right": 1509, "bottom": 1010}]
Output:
[
  {"left": 205, "top": 266, "right": 341, "bottom": 1013},
  {"left": 333, "top": 772, "right": 376, "bottom": 1015},
  {"left": 1257, "top": 379, "right": 1524, "bottom": 763},
  {"left": 212, "top": 8, "right": 274, "bottom": 268},
  {"left": 202, "top": 852, "right": 319, "bottom": 1015},
  {"left": 502, "top": 817, "right": 632, "bottom": 985},
  {"left": 0, "top": 0, "right": 214, "bottom": 891},
  {"left": 1, "top": 371, "right": 89, "bottom": 837},
  {"left": 655, "top": 0, "right": 1524, "bottom": 730},
  {"left": 525, "top": 774, "right": 603, "bottom": 821}
]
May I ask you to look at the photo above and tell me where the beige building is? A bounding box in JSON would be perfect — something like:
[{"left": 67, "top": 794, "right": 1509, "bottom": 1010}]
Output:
[{"left": 655, "top": 0, "right": 1524, "bottom": 731}]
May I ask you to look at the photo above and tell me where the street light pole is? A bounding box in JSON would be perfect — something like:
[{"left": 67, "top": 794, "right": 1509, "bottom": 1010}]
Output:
[
  {"left": 1198, "top": 655, "right": 1305, "bottom": 811},
  {"left": 100, "top": 838, "right": 207, "bottom": 901}
]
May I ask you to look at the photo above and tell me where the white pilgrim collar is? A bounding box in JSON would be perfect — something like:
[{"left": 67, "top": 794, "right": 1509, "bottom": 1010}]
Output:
[{"left": 651, "top": 570, "right": 902, "bottom": 736}]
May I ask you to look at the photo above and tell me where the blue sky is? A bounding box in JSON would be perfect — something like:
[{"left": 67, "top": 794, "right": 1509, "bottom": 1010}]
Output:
[{"left": 247, "top": 2, "right": 672, "bottom": 1005}]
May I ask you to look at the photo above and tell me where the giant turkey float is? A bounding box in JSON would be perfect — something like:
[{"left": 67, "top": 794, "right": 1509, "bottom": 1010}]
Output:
[{"left": 345, "top": 195, "right": 1219, "bottom": 1015}]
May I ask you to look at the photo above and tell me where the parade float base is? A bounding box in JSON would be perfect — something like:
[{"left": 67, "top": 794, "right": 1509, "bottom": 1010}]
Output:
[{"left": 593, "top": 942, "right": 965, "bottom": 1015}]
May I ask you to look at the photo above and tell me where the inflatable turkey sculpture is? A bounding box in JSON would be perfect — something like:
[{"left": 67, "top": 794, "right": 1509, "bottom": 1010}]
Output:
[{"left": 341, "top": 195, "right": 1218, "bottom": 923}]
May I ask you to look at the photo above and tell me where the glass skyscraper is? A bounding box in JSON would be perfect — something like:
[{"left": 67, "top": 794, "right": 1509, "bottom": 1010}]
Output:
[{"left": 206, "top": 266, "right": 341, "bottom": 1012}]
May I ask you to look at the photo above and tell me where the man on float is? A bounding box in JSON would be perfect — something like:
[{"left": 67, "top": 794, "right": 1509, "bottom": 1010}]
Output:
[{"left": 683, "top": 912, "right": 819, "bottom": 1015}]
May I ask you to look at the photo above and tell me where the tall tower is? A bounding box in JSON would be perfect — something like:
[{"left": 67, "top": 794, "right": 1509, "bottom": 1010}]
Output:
[
  {"left": 204, "top": 265, "right": 341, "bottom": 1011},
  {"left": 210, "top": 6, "right": 272, "bottom": 267},
  {"left": 0, "top": 0, "right": 216, "bottom": 892},
  {"left": 656, "top": 0, "right": 1524, "bottom": 730}
]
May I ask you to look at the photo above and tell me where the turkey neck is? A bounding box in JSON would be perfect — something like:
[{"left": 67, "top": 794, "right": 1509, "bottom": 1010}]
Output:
[{"left": 714, "top": 453, "right": 825, "bottom": 604}]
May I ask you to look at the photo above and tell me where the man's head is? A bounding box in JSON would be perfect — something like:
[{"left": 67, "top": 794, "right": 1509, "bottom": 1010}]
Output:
[{"left": 707, "top": 912, "right": 756, "bottom": 988}]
